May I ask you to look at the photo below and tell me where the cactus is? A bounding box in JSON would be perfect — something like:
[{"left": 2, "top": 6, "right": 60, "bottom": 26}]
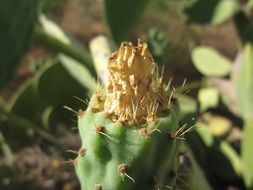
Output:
[{"left": 74, "top": 41, "right": 182, "bottom": 189}]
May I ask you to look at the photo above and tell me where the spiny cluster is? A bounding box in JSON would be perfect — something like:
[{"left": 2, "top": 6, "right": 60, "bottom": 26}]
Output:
[{"left": 101, "top": 40, "right": 173, "bottom": 125}]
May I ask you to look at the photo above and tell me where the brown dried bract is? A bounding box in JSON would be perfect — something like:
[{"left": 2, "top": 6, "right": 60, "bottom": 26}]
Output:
[
  {"left": 78, "top": 109, "right": 85, "bottom": 118},
  {"left": 118, "top": 163, "right": 127, "bottom": 174},
  {"left": 103, "top": 41, "right": 172, "bottom": 125},
  {"left": 139, "top": 127, "right": 149, "bottom": 137},
  {"left": 95, "top": 125, "right": 105, "bottom": 134},
  {"left": 78, "top": 147, "right": 86, "bottom": 157}
]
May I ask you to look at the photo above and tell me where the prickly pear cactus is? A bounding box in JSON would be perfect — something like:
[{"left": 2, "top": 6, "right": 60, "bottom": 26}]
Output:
[{"left": 74, "top": 41, "right": 182, "bottom": 189}]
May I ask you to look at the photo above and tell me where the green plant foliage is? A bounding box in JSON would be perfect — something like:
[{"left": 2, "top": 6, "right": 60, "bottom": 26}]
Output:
[
  {"left": 36, "top": 58, "right": 96, "bottom": 128},
  {"left": 41, "top": 106, "right": 54, "bottom": 129},
  {"left": 238, "top": 44, "right": 253, "bottom": 188},
  {"left": 205, "top": 115, "right": 231, "bottom": 137},
  {"left": 0, "top": 164, "right": 16, "bottom": 190},
  {"left": 185, "top": 145, "right": 212, "bottom": 190},
  {"left": 237, "top": 44, "right": 253, "bottom": 119},
  {"left": 178, "top": 95, "right": 198, "bottom": 119},
  {"left": 242, "top": 120, "right": 253, "bottom": 188},
  {"left": 0, "top": 131, "right": 13, "bottom": 161},
  {"left": 34, "top": 15, "right": 96, "bottom": 75},
  {"left": 103, "top": 0, "right": 151, "bottom": 44},
  {"left": 8, "top": 80, "right": 43, "bottom": 123},
  {"left": 192, "top": 46, "right": 232, "bottom": 77},
  {"left": 0, "top": 0, "right": 38, "bottom": 87},
  {"left": 38, "top": 0, "right": 64, "bottom": 12},
  {"left": 75, "top": 96, "right": 181, "bottom": 189},
  {"left": 182, "top": 0, "right": 240, "bottom": 25},
  {"left": 38, "top": 60, "right": 89, "bottom": 106},
  {"left": 59, "top": 54, "right": 97, "bottom": 93},
  {"left": 147, "top": 28, "right": 170, "bottom": 62},
  {"left": 2, "top": 0, "right": 252, "bottom": 188},
  {"left": 1, "top": 80, "right": 43, "bottom": 140},
  {"left": 187, "top": 126, "right": 242, "bottom": 182},
  {"left": 233, "top": 12, "right": 253, "bottom": 43},
  {"left": 198, "top": 87, "right": 219, "bottom": 111}
]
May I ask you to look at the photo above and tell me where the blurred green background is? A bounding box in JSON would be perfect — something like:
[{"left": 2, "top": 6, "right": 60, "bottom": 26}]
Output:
[{"left": 0, "top": 0, "right": 253, "bottom": 189}]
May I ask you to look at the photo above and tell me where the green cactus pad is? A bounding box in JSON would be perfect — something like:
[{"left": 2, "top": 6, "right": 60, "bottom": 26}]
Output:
[
  {"left": 74, "top": 41, "right": 181, "bottom": 189},
  {"left": 76, "top": 96, "right": 180, "bottom": 189}
]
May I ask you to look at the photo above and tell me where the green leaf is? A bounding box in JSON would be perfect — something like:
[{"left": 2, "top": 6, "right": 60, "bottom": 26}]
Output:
[
  {"left": 178, "top": 95, "right": 197, "bottom": 119},
  {"left": 246, "top": 0, "right": 253, "bottom": 13},
  {"left": 192, "top": 46, "right": 232, "bottom": 76},
  {"left": 0, "top": 131, "right": 13, "bottom": 161},
  {"left": 233, "top": 12, "right": 253, "bottom": 43},
  {"left": 182, "top": 0, "right": 240, "bottom": 25},
  {"left": 185, "top": 145, "right": 212, "bottom": 190},
  {"left": 59, "top": 54, "right": 97, "bottom": 93},
  {"left": 238, "top": 44, "right": 253, "bottom": 188},
  {"left": 1, "top": 79, "right": 43, "bottom": 140},
  {"left": 8, "top": 79, "right": 43, "bottom": 123},
  {"left": 237, "top": 44, "right": 253, "bottom": 119},
  {"left": 38, "top": 60, "right": 89, "bottom": 106},
  {"left": 212, "top": 0, "right": 240, "bottom": 25},
  {"left": 0, "top": 0, "right": 38, "bottom": 87},
  {"left": 198, "top": 87, "right": 219, "bottom": 111},
  {"left": 187, "top": 125, "right": 242, "bottom": 181},
  {"left": 34, "top": 15, "right": 96, "bottom": 76},
  {"left": 103, "top": 0, "right": 151, "bottom": 43},
  {"left": 242, "top": 120, "right": 253, "bottom": 188}
]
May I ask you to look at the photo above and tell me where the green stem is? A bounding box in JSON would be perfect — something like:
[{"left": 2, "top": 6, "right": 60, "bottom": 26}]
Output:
[
  {"left": 33, "top": 26, "right": 96, "bottom": 76},
  {"left": 0, "top": 131, "right": 14, "bottom": 162}
]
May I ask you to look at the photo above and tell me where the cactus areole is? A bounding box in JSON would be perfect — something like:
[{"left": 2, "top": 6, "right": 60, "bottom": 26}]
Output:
[{"left": 75, "top": 41, "right": 181, "bottom": 189}]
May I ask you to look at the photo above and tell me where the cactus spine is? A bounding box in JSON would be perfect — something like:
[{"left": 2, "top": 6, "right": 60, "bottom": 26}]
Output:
[{"left": 75, "top": 41, "right": 181, "bottom": 189}]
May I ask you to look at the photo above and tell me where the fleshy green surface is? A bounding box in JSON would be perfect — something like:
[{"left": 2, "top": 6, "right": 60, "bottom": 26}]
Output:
[
  {"left": 182, "top": 0, "right": 240, "bottom": 25},
  {"left": 103, "top": 0, "right": 151, "bottom": 44},
  {"left": 198, "top": 87, "right": 219, "bottom": 111},
  {"left": 237, "top": 44, "right": 253, "bottom": 188},
  {"left": 242, "top": 120, "right": 253, "bottom": 188},
  {"left": 237, "top": 44, "right": 253, "bottom": 120},
  {"left": 192, "top": 46, "right": 232, "bottom": 77},
  {"left": 0, "top": 0, "right": 38, "bottom": 87},
  {"left": 75, "top": 96, "right": 180, "bottom": 189}
]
